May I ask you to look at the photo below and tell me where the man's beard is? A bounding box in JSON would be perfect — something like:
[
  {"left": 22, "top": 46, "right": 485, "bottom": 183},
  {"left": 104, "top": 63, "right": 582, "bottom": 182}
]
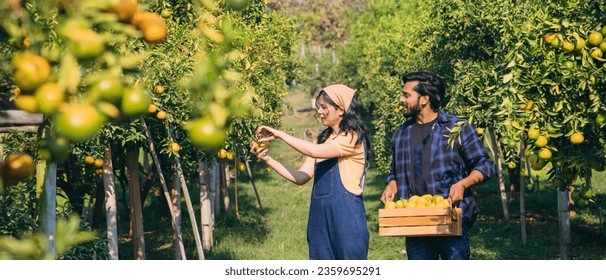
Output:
[{"left": 402, "top": 98, "right": 422, "bottom": 118}]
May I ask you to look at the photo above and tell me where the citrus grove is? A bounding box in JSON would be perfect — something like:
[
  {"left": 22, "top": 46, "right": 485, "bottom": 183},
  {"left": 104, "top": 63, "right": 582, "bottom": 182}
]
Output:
[{"left": 0, "top": 0, "right": 605, "bottom": 260}]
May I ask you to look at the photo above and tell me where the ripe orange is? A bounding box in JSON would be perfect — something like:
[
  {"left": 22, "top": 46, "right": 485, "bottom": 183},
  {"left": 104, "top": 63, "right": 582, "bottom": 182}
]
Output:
[
  {"left": 107, "top": 0, "right": 138, "bottom": 22},
  {"left": 538, "top": 148, "right": 552, "bottom": 160},
  {"left": 131, "top": 12, "right": 162, "bottom": 28},
  {"left": 11, "top": 52, "right": 51, "bottom": 92},
  {"left": 384, "top": 201, "right": 396, "bottom": 209},
  {"left": 561, "top": 41, "right": 574, "bottom": 52},
  {"left": 55, "top": 103, "right": 105, "bottom": 142},
  {"left": 507, "top": 162, "right": 517, "bottom": 169},
  {"left": 574, "top": 38, "right": 586, "bottom": 51},
  {"left": 394, "top": 200, "right": 404, "bottom": 209},
  {"left": 94, "top": 159, "right": 105, "bottom": 168},
  {"left": 14, "top": 95, "right": 39, "bottom": 113},
  {"left": 171, "top": 142, "right": 181, "bottom": 153},
  {"left": 590, "top": 48, "right": 603, "bottom": 59},
  {"left": 156, "top": 110, "right": 167, "bottom": 120},
  {"left": 121, "top": 87, "right": 151, "bottom": 117},
  {"left": 226, "top": 151, "right": 235, "bottom": 161},
  {"left": 570, "top": 133, "right": 584, "bottom": 145},
  {"left": 527, "top": 128, "right": 540, "bottom": 140},
  {"left": 154, "top": 85, "right": 165, "bottom": 94},
  {"left": 5, "top": 153, "right": 35, "bottom": 182},
  {"left": 147, "top": 104, "right": 157, "bottom": 113},
  {"left": 476, "top": 128, "right": 485, "bottom": 136},
  {"left": 34, "top": 82, "right": 64, "bottom": 115},
  {"left": 187, "top": 117, "right": 226, "bottom": 151},
  {"left": 237, "top": 162, "right": 246, "bottom": 172},
  {"left": 543, "top": 33, "right": 556, "bottom": 43},
  {"left": 588, "top": 32, "right": 603, "bottom": 46},
  {"left": 217, "top": 148, "right": 228, "bottom": 159},
  {"left": 84, "top": 156, "right": 95, "bottom": 165},
  {"left": 534, "top": 135, "right": 548, "bottom": 148},
  {"left": 140, "top": 20, "right": 167, "bottom": 44}
]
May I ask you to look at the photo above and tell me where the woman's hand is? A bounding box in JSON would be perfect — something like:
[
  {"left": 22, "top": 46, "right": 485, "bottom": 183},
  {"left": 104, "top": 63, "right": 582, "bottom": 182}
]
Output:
[
  {"left": 250, "top": 141, "right": 270, "bottom": 162},
  {"left": 255, "top": 125, "right": 279, "bottom": 142}
]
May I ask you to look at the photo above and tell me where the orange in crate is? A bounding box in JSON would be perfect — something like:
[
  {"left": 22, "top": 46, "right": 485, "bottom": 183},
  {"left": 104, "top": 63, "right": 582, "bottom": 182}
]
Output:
[{"left": 378, "top": 207, "right": 462, "bottom": 237}]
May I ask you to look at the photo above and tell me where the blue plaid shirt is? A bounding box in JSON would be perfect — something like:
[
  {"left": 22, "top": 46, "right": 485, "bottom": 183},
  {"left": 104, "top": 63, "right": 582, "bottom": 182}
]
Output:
[{"left": 387, "top": 111, "right": 495, "bottom": 223}]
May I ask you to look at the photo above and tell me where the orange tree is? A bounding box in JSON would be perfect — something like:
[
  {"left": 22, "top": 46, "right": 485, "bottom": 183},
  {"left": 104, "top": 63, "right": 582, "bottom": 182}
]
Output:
[
  {"left": 330, "top": 0, "right": 440, "bottom": 172},
  {"left": 427, "top": 0, "right": 606, "bottom": 207}
]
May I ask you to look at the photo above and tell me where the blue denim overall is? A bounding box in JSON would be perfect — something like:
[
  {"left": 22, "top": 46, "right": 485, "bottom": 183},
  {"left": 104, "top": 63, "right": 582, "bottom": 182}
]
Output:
[{"left": 307, "top": 157, "right": 369, "bottom": 260}]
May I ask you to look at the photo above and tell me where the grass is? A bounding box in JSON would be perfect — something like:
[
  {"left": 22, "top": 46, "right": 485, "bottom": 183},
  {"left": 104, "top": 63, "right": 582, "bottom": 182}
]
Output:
[{"left": 117, "top": 86, "right": 606, "bottom": 260}]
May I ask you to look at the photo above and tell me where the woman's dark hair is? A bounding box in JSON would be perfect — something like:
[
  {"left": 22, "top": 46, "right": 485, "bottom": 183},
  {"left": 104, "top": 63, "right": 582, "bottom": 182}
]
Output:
[
  {"left": 402, "top": 71, "right": 445, "bottom": 111},
  {"left": 314, "top": 91, "right": 371, "bottom": 165}
]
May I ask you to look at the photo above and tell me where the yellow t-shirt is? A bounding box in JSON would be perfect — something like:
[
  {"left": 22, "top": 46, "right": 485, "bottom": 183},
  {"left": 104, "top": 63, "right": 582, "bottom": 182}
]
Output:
[{"left": 324, "top": 132, "right": 366, "bottom": 195}]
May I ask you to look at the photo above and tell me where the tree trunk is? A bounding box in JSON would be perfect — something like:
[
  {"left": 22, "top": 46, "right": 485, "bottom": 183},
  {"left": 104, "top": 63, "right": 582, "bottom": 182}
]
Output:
[
  {"left": 102, "top": 146, "right": 119, "bottom": 260},
  {"left": 488, "top": 128, "right": 510, "bottom": 222},
  {"left": 212, "top": 163, "right": 220, "bottom": 217},
  {"left": 127, "top": 148, "right": 145, "bottom": 260},
  {"left": 221, "top": 162, "right": 230, "bottom": 214},
  {"left": 558, "top": 188, "right": 571, "bottom": 260},
  {"left": 518, "top": 142, "right": 527, "bottom": 245},
  {"left": 171, "top": 166, "right": 182, "bottom": 260},
  {"left": 199, "top": 160, "right": 214, "bottom": 251}
]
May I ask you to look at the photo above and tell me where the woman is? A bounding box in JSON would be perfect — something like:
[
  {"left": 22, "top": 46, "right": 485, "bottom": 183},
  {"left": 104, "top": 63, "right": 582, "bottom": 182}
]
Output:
[{"left": 251, "top": 84, "right": 371, "bottom": 260}]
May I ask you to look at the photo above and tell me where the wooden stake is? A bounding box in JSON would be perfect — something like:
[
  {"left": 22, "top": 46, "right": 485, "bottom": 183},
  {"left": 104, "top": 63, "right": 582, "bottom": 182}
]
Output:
[
  {"left": 102, "top": 146, "right": 119, "bottom": 260},
  {"left": 139, "top": 117, "right": 186, "bottom": 260}
]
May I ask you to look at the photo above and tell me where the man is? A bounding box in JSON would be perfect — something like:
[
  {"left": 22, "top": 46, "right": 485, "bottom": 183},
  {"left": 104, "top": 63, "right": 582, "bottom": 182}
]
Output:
[{"left": 381, "top": 71, "right": 495, "bottom": 260}]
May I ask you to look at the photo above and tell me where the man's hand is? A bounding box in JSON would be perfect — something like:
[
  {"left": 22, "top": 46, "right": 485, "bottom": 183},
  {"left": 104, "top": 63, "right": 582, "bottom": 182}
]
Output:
[
  {"left": 448, "top": 183, "right": 466, "bottom": 204},
  {"left": 381, "top": 182, "right": 398, "bottom": 204}
]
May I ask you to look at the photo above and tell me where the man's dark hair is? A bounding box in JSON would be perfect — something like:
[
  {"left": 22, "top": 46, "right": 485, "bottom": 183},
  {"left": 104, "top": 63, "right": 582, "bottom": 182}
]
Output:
[{"left": 402, "top": 71, "right": 445, "bottom": 111}]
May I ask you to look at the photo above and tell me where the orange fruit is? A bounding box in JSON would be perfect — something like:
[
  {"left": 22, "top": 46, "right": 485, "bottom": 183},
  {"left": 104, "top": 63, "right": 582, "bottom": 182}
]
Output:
[
  {"left": 84, "top": 156, "right": 95, "bottom": 165},
  {"left": 154, "top": 85, "right": 165, "bottom": 94},
  {"left": 534, "top": 135, "right": 548, "bottom": 148},
  {"left": 156, "top": 111, "right": 167, "bottom": 120},
  {"left": 543, "top": 33, "right": 556, "bottom": 43},
  {"left": 384, "top": 201, "right": 396, "bottom": 209},
  {"left": 538, "top": 148, "right": 552, "bottom": 160},
  {"left": 14, "top": 95, "right": 39, "bottom": 113},
  {"left": 394, "top": 200, "right": 404, "bottom": 209},
  {"left": 476, "top": 128, "right": 485, "bottom": 136},
  {"left": 90, "top": 77, "right": 123, "bottom": 103},
  {"left": 527, "top": 128, "right": 540, "bottom": 140},
  {"left": 65, "top": 28, "right": 105, "bottom": 59},
  {"left": 147, "top": 104, "right": 157, "bottom": 113},
  {"left": 237, "top": 162, "right": 246, "bottom": 172},
  {"left": 55, "top": 103, "right": 105, "bottom": 142},
  {"left": 107, "top": 0, "right": 138, "bottom": 22},
  {"left": 131, "top": 12, "right": 162, "bottom": 28},
  {"left": 6, "top": 153, "right": 35, "bottom": 181},
  {"left": 561, "top": 41, "right": 574, "bottom": 52},
  {"left": 590, "top": 48, "right": 603, "bottom": 59},
  {"left": 588, "top": 32, "right": 603, "bottom": 46},
  {"left": 507, "top": 162, "right": 517, "bottom": 169},
  {"left": 600, "top": 41, "right": 606, "bottom": 52},
  {"left": 94, "top": 159, "right": 105, "bottom": 168},
  {"left": 34, "top": 82, "right": 64, "bottom": 115},
  {"left": 140, "top": 20, "right": 167, "bottom": 44},
  {"left": 160, "top": 9, "right": 172, "bottom": 18},
  {"left": 574, "top": 38, "right": 586, "bottom": 51},
  {"left": 187, "top": 117, "right": 226, "bottom": 151},
  {"left": 226, "top": 151, "right": 235, "bottom": 161},
  {"left": 121, "top": 87, "right": 151, "bottom": 117},
  {"left": 217, "top": 148, "right": 228, "bottom": 159},
  {"left": 171, "top": 142, "right": 181, "bottom": 153},
  {"left": 570, "top": 133, "right": 584, "bottom": 145},
  {"left": 11, "top": 52, "right": 51, "bottom": 92}
]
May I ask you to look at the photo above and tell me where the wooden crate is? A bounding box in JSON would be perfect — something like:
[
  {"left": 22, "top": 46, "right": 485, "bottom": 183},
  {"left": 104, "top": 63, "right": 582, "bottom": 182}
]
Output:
[{"left": 378, "top": 207, "right": 462, "bottom": 237}]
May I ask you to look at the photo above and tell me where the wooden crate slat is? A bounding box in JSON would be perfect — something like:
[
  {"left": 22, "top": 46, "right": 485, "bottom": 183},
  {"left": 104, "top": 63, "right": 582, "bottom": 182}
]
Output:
[
  {"left": 378, "top": 207, "right": 462, "bottom": 237},
  {"left": 0, "top": 110, "right": 43, "bottom": 125},
  {"left": 379, "top": 224, "right": 459, "bottom": 237},
  {"left": 379, "top": 207, "right": 451, "bottom": 218},
  {"left": 379, "top": 215, "right": 451, "bottom": 227}
]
